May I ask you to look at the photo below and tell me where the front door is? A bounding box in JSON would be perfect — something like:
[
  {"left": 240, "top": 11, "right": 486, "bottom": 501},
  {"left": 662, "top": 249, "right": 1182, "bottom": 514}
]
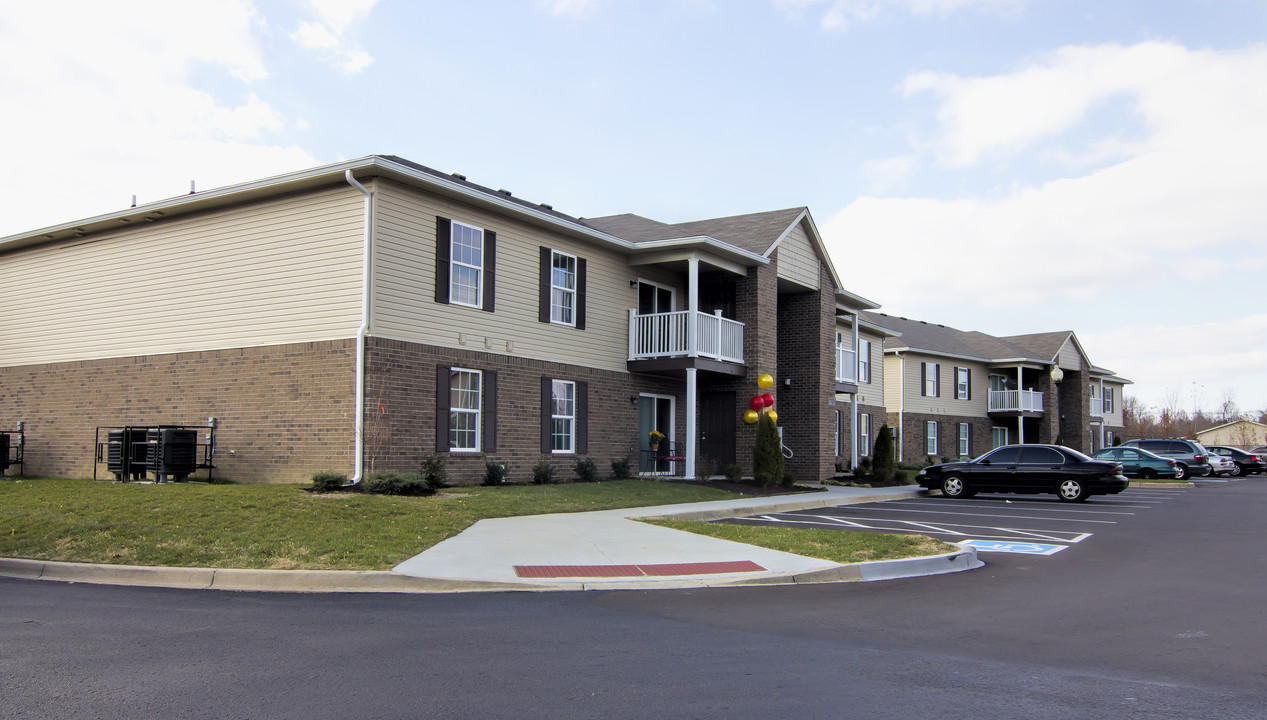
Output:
[
  {"left": 638, "top": 395, "right": 674, "bottom": 474},
  {"left": 699, "top": 391, "right": 736, "bottom": 474}
]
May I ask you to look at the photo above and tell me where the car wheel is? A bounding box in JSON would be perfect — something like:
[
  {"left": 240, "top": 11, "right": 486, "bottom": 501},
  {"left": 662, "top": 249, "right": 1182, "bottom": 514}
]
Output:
[
  {"left": 1176, "top": 464, "right": 1190, "bottom": 480},
  {"left": 1200, "top": 465, "right": 1212, "bottom": 477},
  {"left": 1230, "top": 464, "right": 1243, "bottom": 476},
  {"left": 1138, "top": 468, "right": 1157, "bottom": 480},
  {"left": 941, "top": 475, "right": 970, "bottom": 498},
  {"left": 1057, "top": 478, "right": 1087, "bottom": 502}
]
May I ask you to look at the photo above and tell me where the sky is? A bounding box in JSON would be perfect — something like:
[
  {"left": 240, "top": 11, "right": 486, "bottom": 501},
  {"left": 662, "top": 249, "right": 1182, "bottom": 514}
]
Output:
[{"left": 1, "top": 0, "right": 1265, "bottom": 418}]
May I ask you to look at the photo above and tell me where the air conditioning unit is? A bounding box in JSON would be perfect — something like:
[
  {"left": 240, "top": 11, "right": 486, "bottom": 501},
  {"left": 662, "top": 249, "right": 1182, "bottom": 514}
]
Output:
[{"left": 146, "top": 428, "right": 198, "bottom": 482}]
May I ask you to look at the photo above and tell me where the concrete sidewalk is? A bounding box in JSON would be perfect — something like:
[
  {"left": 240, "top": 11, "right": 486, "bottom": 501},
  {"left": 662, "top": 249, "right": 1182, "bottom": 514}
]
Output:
[{"left": 0, "top": 484, "right": 982, "bottom": 593}]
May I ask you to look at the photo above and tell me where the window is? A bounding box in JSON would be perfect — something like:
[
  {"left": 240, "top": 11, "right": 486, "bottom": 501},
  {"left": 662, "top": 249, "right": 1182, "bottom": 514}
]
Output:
[
  {"left": 922, "top": 362, "right": 940, "bottom": 397},
  {"left": 835, "top": 410, "right": 842, "bottom": 457},
  {"left": 1106, "top": 430, "right": 1116, "bottom": 446},
  {"left": 958, "top": 423, "right": 970, "bottom": 457},
  {"left": 860, "top": 413, "right": 872, "bottom": 457},
  {"left": 1104, "top": 387, "right": 1115, "bottom": 413},
  {"left": 449, "top": 221, "right": 483, "bottom": 308},
  {"left": 551, "top": 380, "right": 575, "bottom": 453},
  {"left": 550, "top": 251, "right": 577, "bottom": 325},
  {"left": 435, "top": 217, "right": 495, "bottom": 311},
  {"left": 991, "top": 426, "right": 1008, "bottom": 449},
  {"left": 955, "top": 367, "right": 970, "bottom": 400},
  {"left": 1023, "top": 446, "right": 1065, "bottom": 464},
  {"left": 926, "top": 421, "right": 938, "bottom": 455},
  {"left": 858, "top": 339, "right": 871, "bottom": 383},
  {"left": 449, "top": 368, "right": 481, "bottom": 451}
]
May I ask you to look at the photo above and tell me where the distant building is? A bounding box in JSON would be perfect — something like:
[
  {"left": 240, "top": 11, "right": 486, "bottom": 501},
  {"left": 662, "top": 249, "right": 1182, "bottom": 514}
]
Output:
[{"left": 1196, "top": 420, "right": 1267, "bottom": 449}]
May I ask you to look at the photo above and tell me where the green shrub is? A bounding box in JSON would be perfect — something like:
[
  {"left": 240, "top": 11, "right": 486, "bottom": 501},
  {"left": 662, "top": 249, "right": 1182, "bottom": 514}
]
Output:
[
  {"left": 420, "top": 455, "right": 448, "bottom": 490},
  {"left": 532, "top": 457, "right": 555, "bottom": 485},
  {"left": 752, "top": 413, "right": 784, "bottom": 488},
  {"left": 857, "top": 456, "right": 873, "bottom": 475},
  {"left": 483, "top": 461, "right": 508, "bottom": 486},
  {"left": 724, "top": 462, "right": 744, "bottom": 483},
  {"left": 872, "top": 423, "right": 896, "bottom": 482},
  {"left": 364, "top": 471, "right": 433, "bottom": 496},
  {"left": 610, "top": 457, "right": 632, "bottom": 480},
  {"left": 573, "top": 457, "right": 599, "bottom": 483},
  {"left": 696, "top": 454, "right": 718, "bottom": 480},
  {"left": 309, "top": 470, "right": 347, "bottom": 493},
  {"left": 835, "top": 460, "right": 849, "bottom": 474},
  {"left": 893, "top": 468, "right": 911, "bottom": 485},
  {"left": 780, "top": 470, "right": 795, "bottom": 488}
]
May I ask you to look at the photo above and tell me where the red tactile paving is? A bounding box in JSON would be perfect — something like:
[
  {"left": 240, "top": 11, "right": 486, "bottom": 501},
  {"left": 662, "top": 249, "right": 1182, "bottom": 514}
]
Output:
[{"left": 513, "top": 560, "right": 767, "bottom": 579}]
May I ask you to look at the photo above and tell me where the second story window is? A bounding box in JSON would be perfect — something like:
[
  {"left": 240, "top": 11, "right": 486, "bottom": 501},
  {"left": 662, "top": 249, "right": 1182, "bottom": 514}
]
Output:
[
  {"left": 551, "top": 251, "right": 576, "bottom": 325},
  {"left": 1104, "top": 387, "right": 1115, "bottom": 413},
  {"left": 435, "top": 216, "right": 496, "bottom": 312},
  {"left": 858, "top": 339, "right": 871, "bottom": 383},
  {"left": 923, "top": 362, "right": 940, "bottom": 397},
  {"left": 956, "top": 367, "right": 970, "bottom": 400}
]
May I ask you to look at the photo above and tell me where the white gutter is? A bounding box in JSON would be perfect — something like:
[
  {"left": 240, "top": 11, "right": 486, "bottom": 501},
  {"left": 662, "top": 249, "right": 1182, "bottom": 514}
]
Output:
[
  {"left": 850, "top": 309, "right": 860, "bottom": 470},
  {"left": 345, "top": 170, "right": 373, "bottom": 485},
  {"left": 896, "top": 351, "right": 904, "bottom": 463}
]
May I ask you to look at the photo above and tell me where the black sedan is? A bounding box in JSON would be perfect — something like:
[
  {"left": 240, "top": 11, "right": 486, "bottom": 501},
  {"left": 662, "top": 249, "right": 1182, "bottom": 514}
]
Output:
[
  {"left": 1203, "top": 445, "right": 1266, "bottom": 476},
  {"left": 917, "top": 444, "right": 1129, "bottom": 502}
]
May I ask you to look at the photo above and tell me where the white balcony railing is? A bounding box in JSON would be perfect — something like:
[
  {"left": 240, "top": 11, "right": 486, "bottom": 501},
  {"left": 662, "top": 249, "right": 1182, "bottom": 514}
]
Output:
[
  {"left": 988, "top": 389, "right": 1044, "bottom": 412},
  {"left": 1090, "top": 397, "right": 1104, "bottom": 417},
  {"left": 628, "top": 310, "right": 744, "bottom": 364},
  {"left": 836, "top": 344, "right": 857, "bottom": 383}
]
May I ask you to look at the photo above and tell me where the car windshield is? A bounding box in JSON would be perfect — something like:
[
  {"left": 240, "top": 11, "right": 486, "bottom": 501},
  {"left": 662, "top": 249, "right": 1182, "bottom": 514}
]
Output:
[{"left": 1058, "top": 446, "right": 1093, "bottom": 461}]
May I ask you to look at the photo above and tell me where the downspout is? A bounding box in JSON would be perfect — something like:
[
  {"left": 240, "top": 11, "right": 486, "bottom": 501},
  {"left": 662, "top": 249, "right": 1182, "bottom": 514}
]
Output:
[
  {"left": 345, "top": 170, "right": 373, "bottom": 485},
  {"left": 850, "top": 310, "right": 859, "bottom": 470},
  {"left": 896, "top": 350, "right": 904, "bottom": 463}
]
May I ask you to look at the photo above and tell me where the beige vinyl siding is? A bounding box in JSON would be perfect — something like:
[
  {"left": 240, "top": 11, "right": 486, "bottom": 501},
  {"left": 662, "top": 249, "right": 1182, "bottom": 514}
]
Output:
[
  {"left": 1103, "top": 381, "right": 1125, "bottom": 427},
  {"left": 773, "top": 221, "right": 820, "bottom": 290},
  {"left": 846, "top": 327, "right": 885, "bottom": 409},
  {"left": 883, "top": 353, "right": 903, "bottom": 414},
  {"left": 900, "top": 355, "right": 990, "bottom": 417},
  {"left": 0, "top": 187, "right": 364, "bottom": 367},
  {"left": 372, "top": 180, "right": 671, "bottom": 373},
  {"left": 1057, "top": 339, "right": 1084, "bottom": 370}
]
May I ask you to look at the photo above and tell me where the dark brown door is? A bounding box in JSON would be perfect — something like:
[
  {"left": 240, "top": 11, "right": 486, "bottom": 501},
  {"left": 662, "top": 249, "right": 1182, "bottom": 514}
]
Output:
[{"left": 699, "top": 391, "right": 736, "bottom": 471}]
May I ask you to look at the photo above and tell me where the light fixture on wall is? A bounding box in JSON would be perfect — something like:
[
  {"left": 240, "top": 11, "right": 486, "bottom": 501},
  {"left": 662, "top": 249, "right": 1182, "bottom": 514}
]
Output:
[
  {"left": 629, "top": 280, "right": 637, "bottom": 288},
  {"left": 1049, "top": 366, "right": 1064, "bottom": 384}
]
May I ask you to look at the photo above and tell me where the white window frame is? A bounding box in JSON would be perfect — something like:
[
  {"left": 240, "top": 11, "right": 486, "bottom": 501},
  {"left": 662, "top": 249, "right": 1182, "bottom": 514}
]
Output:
[
  {"left": 858, "top": 339, "right": 872, "bottom": 383},
  {"left": 926, "top": 421, "right": 938, "bottom": 455},
  {"left": 958, "top": 423, "right": 970, "bottom": 457},
  {"left": 449, "top": 368, "right": 481, "bottom": 452},
  {"left": 925, "top": 362, "right": 939, "bottom": 397},
  {"left": 1104, "top": 387, "right": 1115, "bottom": 413},
  {"left": 449, "top": 220, "right": 484, "bottom": 309},
  {"left": 956, "top": 367, "right": 969, "bottom": 400},
  {"left": 551, "top": 379, "right": 575, "bottom": 454},
  {"left": 859, "top": 413, "right": 872, "bottom": 457},
  {"left": 992, "top": 426, "right": 1008, "bottom": 449},
  {"left": 549, "top": 250, "right": 577, "bottom": 326}
]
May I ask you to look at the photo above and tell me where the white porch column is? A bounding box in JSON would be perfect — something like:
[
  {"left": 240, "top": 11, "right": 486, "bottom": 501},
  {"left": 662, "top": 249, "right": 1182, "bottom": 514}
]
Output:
[
  {"left": 685, "top": 367, "right": 697, "bottom": 479},
  {"left": 850, "top": 310, "right": 860, "bottom": 469},
  {"left": 1017, "top": 363, "right": 1025, "bottom": 445}
]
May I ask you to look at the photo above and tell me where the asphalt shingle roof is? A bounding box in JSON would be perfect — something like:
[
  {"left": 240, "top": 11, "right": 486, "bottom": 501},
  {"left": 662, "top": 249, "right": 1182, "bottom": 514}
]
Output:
[{"left": 583, "top": 207, "right": 807, "bottom": 256}]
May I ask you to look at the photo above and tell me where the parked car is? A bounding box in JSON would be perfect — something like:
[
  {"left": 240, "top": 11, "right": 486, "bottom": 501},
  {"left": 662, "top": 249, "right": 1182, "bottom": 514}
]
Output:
[
  {"left": 1091, "top": 446, "right": 1181, "bottom": 480},
  {"left": 1206, "top": 445, "right": 1267, "bottom": 476},
  {"left": 1207, "top": 453, "right": 1237, "bottom": 476},
  {"left": 1118, "top": 439, "right": 1212, "bottom": 480},
  {"left": 917, "top": 444, "right": 1128, "bottom": 502}
]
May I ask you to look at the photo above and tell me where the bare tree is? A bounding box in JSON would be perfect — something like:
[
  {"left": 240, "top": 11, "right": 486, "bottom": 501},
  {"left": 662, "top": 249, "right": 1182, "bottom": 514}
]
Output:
[
  {"left": 1219, "top": 387, "right": 1240, "bottom": 424},
  {"left": 1159, "top": 385, "right": 1184, "bottom": 437},
  {"left": 1122, "top": 395, "right": 1153, "bottom": 438}
]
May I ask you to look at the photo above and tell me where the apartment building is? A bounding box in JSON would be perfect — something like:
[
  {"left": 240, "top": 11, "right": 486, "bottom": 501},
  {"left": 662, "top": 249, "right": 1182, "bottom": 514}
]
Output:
[{"left": 0, "top": 155, "right": 879, "bottom": 483}]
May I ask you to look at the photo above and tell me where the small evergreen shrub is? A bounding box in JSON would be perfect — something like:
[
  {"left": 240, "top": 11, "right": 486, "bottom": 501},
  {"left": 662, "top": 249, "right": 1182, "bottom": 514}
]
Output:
[
  {"left": 363, "top": 471, "right": 433, "bottom": 496},
  {"left": 309, "top": 470, "right": 347, "bottom": 493},
  {"left": 610, "top": 457, "right": 632, "bottom": 480},
  {"left": 532, "top": 457, "right": 555, "bottom": 485},
  {"left": 780, "top": 470, "right": 796, "bottom": 488},
  {"left": 752, "top": 413, "right": 784, "bottom": 488},
  {"left": 573, "top": 457, "right": 599, "bottom": 483},
  {"left": 420, "top": 454, "right": 448, "bottom": 490},
  {"left": 872, "top": 423, "right": 896, "bottom": 483},
  {"left": 724, "top": 462, "right": 744, "bottom": 483},
  {"left": 857, "top": 456, "right": 873, "bottom": 475},
  {"left": 835, "top": 460, "right": 849, "bottom": 474},
  {"left": 483, "top": 461, "right": 508, "bottom": 486}
]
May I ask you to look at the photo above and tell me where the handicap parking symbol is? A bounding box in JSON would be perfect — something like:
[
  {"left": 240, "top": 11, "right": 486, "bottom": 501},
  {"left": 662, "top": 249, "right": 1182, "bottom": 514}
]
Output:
[{"left": 960, "top": 539, "right": 1066, "bottom": 555}]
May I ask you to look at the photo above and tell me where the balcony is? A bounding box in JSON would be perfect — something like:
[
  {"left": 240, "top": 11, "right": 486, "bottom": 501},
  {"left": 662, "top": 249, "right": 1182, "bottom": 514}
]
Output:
[
  {"left": 988, "top": 389, "right": 1044, "bottom": 413},
  {"left": 835, "top": 344, "right": 857, "bottom": 384},
  {"left": 628, "top": 309, "right": 744, "bottom": 364},
  {"left": 1090, "top": 397, "right": 1104, "bottom": 417}
]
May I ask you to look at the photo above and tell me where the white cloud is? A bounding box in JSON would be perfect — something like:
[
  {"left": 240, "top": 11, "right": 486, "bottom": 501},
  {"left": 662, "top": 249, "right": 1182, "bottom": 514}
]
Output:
[
  {"left": 776, "top": 0, "right": 1022, "bottom": 30},
  {"left": 0, "top": 1, "right": 317, "bottom": 237},
  {"left": 821, "top": 41, "right": 1267, "bottom": 409},
  {"left": 290, "top": 0, "right": 377, "bottom": 75}
]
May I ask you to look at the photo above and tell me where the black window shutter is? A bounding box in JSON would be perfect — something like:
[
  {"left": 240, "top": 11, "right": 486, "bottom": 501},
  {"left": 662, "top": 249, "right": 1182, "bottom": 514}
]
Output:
[
  {"left": 483, "top": 231, "right": 496, "bottom": 312},
  {"left": 935, "top": 365, "right": 941, "bottom": 397},
  {"left": 436, "top": 365, "right": 450, "bottom": 451},
  {"left": 576, "top": 381, "right": 588, "bottom": 454},
  {"left": 540, "top": 376, "right": 553, "bottom": 453},
  {"left": 920, "top": 362, "right": 927, "bottom": 397},
  {"left": 955, "top": 367, "right": 962, "bottom": 399},
  {"left": 538, "top": 247, "right": 552, "bottom": 323},
  {"left": 435, "top": 217, "right": 451, "bottom": 304},
  {"left": 966, "top": 422, "right": 972, "bottom": 455},
  {"left": 484, "top": 371, "right": 497, "bottom": 452},
  {"left": 967, "top": 369, "right": 972, "bottom": 401},
  {"left": 576, "top": 258, "right": 587, "bottom": 330}
]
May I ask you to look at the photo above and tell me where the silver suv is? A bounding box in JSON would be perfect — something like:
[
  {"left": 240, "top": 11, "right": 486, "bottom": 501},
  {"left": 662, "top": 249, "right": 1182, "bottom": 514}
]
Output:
[{"left": 1119, "top": 439, "right": 1211, "bottom": 479}]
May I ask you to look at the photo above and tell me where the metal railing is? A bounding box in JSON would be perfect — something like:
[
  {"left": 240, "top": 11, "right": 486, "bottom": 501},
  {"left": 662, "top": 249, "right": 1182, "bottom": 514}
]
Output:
[
  {"left": 628, "top": 309, "right": 744, "bottom": 363},
  {"left": 988, "top": 389, "right": 1044, "bottom": 412}
]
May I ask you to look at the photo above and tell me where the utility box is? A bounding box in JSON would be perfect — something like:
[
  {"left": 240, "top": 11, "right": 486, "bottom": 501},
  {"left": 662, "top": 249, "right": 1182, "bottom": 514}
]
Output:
[
  {"left": 0, "top": 433, "right": 9, "bottom": 474},
  {"left": 106, "top": 428, "right": 148, "bottom": 481}
]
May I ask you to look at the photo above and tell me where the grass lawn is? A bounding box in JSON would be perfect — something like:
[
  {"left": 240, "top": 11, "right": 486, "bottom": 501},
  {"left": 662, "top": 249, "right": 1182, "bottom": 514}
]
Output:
[
  {"left": 644, "top": 518, "right": 955, "bottom": 565},
  {"left": 0, "top": 477, "right": 739, "bottom": 571}
]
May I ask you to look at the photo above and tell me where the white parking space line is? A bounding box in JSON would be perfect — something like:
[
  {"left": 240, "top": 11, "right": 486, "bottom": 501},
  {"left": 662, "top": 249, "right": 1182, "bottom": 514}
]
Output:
[
  {"left": 894, "top": 500, "right": 1142, "bottom": 515},
  {"left": 834, "top": 506, "right": 1121, "bottom": 524},
  {"left": 748, "top": 513, "right": 1093, "bottom": 544}
]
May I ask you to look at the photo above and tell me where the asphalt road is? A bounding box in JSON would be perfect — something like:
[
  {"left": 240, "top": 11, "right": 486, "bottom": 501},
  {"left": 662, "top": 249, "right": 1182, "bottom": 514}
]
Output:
[{"left": 3, "top": 481, "right": 1265, "bottom": 719}]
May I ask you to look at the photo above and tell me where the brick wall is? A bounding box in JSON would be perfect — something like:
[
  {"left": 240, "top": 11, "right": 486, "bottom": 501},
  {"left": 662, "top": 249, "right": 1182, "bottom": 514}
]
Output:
[
  {"left": 895, "top": 411, "right": 992, "bottom": 465},
  {"left": 0, "top": 341, "right": 356, "bottom": 483},
  {"left": 774, "top": 261, "right": 836, "bottom": 482}
]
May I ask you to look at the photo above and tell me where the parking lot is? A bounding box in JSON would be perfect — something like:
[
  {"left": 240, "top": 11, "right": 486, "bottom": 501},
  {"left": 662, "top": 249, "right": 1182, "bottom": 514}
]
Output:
[{"left": 722, "top": 484, "right": 1197, "bottom": 556}]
